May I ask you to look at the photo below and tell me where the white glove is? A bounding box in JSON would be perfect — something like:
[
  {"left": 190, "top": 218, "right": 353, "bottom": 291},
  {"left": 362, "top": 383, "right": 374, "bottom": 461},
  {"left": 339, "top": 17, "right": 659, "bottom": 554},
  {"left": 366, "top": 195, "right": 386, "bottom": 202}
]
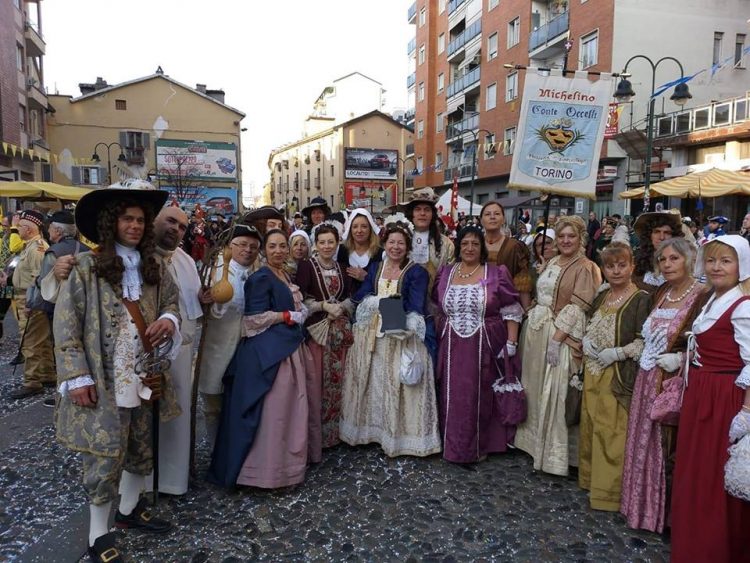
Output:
[
  {"left": 497, "top": 342, "right": 517, "bottom": 359},
  {"left": 582, "top": 336, "right": 599, "bottom": 359},
  {"left": 729, "top": 410, "right": 750, "bottom": 443},
  {"left": 656, "top": 352, "right": 683, "bottom": 373},
  {"left": 547, "top": 340, "right": 561, "bottom": 367},
  {"left": 596, "top": 347, "right": 623, "bottom": 369},
  {"left": 324, "top": 302, "right": 344, "bottom": 319}
]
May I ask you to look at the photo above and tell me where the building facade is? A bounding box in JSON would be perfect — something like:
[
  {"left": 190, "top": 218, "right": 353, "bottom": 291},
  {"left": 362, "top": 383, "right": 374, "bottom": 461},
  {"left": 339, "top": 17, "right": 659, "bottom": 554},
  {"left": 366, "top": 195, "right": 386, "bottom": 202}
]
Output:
[
  {"left": 46, "top": 71, "right": 246, "bottom": 213},
  {"left": 0, "top": 0, "right": 51, "bottom": 183},
  {"left": 268, "top": 110, "right": 414, "bottom": 214},
  {"left": 406, "top": 0, "right": 750, "bottom": 220}
]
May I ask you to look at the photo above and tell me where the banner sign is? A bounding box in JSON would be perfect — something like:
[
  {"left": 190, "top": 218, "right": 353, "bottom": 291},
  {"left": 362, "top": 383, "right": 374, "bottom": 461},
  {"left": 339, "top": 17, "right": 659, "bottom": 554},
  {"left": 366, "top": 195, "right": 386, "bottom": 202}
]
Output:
[
  {"left": 344, "top": 181, "right": 397, "bottom": 213},
  {"left": 509, "top": 69, "right": 614, "bottom": 198},
  {"left": 345, "top": 148, "right": 399, "bottom": 180},
  {"left": 161, "top": 185, "right": 238, "bottom": 215},
  {"left": 604, "top": 102, "right": 623, "bottom": 139},
  {"left": 156, "top": 139, "right": 238, "bottom": 182}
]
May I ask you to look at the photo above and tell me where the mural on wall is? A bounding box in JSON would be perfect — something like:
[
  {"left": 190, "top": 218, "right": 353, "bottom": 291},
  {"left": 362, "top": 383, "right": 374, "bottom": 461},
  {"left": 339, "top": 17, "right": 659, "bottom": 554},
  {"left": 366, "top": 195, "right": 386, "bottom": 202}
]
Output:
[{"left": 161, "top": 185, "right": 238, "bottom": 215}]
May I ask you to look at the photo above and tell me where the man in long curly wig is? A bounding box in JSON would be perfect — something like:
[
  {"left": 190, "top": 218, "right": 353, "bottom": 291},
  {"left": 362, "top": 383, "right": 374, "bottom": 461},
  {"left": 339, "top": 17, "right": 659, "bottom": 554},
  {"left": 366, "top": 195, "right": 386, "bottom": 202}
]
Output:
[
  {"left": 53, "top": 180, "right": 182, "bottom": 563},
  {"left": 632, "top": 211, "right": 683, "bottom": 294}
]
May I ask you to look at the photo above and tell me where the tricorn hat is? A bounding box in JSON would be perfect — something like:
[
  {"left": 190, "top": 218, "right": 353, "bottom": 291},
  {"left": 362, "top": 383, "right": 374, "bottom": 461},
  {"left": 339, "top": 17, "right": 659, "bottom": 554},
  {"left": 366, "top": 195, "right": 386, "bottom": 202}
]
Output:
[
  {"left": 632, "top": 211, "right": 683, "bottom": 241},
  {"left": 301, "top": 196, "right": 331, "bottom": 218},
  {"left": 242, "top": 205, "right": 285, "bottom": 224},
  {"left": 74, "top": 179, "right": 169, "bottom": 244},
  {"left": 708, "top": 215, "right": 729, "bottom": 224},
  {"left": 228, "top": 224, "right": 262, "bottom": 243}
]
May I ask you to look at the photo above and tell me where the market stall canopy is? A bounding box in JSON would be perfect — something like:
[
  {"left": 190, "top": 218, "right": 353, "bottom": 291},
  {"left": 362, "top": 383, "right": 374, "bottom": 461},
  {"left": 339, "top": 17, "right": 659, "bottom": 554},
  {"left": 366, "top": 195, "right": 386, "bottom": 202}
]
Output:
[
  {"left": 0, "top": 182, "right": 93, "bottom": 201},
  {"left": 619, "top": 168, "right": 750, "bottom": 199},
  {"left": 435, "top": 189, "right": 473, "bottom": 215}
]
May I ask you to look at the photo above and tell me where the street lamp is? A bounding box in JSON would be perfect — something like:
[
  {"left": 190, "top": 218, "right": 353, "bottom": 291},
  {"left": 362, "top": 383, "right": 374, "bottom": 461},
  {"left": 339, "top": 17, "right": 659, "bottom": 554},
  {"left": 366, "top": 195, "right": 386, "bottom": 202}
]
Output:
[
  {"left": 395, "top": 155, "right": 418, "bottom": 203},
  {"left": 91, "top": 142, "right": 128, "bottom": 185},
  {"left": 614, "top": 55, "right": 692, "bottom": 212},
  {"left": 450, "top": 127, "right": 494, "bottom": 219}
]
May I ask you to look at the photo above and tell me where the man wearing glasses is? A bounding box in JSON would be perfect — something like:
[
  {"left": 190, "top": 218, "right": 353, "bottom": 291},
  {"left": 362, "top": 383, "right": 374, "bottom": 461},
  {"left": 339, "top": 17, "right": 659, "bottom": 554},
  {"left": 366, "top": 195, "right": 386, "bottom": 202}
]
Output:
[{"left": 197, "top": 225, "right": 261, "bottom": 448}]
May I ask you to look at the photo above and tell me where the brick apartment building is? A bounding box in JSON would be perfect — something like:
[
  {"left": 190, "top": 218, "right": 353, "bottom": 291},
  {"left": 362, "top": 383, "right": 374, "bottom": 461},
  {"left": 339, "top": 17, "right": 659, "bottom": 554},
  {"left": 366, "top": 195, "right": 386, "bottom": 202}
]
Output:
[
  {"left": 405, "top": 0, "right": 750, "bottom": 219},
  {"left": 0, "top": 0, "right": 50, "bottom": 183}
]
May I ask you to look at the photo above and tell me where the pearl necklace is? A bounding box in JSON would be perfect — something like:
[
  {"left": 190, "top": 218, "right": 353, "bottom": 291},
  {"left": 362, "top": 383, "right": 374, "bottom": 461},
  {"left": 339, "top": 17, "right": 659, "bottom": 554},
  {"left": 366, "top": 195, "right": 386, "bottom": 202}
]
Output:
[
  {"left": 665, "top": 279, "right": 698, "bottom": 303},
  {"left": 456, "top": 262, "right": 481, "bottom": 279},
  {"left": 606, "top": 284, "right": 634, "bottom": 307}
]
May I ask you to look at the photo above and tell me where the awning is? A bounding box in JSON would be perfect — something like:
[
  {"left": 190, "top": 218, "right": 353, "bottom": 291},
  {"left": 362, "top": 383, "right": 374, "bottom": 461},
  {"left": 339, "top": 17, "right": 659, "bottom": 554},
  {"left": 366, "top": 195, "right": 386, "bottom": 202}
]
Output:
[
  {"left": 619, "top": 168, "right": 750, "bottom": 199},
  {"left": 0, "top": 182, "right": 93, "bottom": 201}
]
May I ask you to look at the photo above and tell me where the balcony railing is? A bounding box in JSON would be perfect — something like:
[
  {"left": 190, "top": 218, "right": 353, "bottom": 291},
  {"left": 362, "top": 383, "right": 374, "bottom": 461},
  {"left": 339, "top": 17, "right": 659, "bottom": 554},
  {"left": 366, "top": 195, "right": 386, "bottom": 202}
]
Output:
[
  {"left": 314, "top": 177, "right": 321, "bottom": 188},
  {"left": 408, "top": 1, "right": 417, "bottom": 23},
  {"left": 443, "top": 163, "right": 474, "bottom": 182},
  {"left": 304, "top": 178, "right": 310, "bottom": 190},
  {"left": 404, "top": 108, "right": 416, "bottom": 123},
  {"left": 447, "top": 0, "right": 466, "bottom": 16},
  {"left": 446, "top": 113, "right": 479, "bottom": 140},
  {"left": 407, "top": 37, "right": 416, "bottom": 55},
  {"left": 447, "top": 19, "right": 481, "bottom": 58},
  {"left": 407, "top": 72, "right": 416, "bottom": 89},
  {"left": 529, "top": 10, "right": 569, "bottom": 52},
  {"left": 655, "top": 95, "right": 750, "bottom": 139},
  {"left": 446, "top": 66, "right": 480, "bottom": 99}
]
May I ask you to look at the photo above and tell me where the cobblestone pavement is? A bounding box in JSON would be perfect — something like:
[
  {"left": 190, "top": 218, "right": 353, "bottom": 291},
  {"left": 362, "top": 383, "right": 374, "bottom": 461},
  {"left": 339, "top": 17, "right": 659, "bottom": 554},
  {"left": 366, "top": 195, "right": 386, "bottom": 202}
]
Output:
[{"left": 0, "top": 315, "right": 671, "bottom": 562}]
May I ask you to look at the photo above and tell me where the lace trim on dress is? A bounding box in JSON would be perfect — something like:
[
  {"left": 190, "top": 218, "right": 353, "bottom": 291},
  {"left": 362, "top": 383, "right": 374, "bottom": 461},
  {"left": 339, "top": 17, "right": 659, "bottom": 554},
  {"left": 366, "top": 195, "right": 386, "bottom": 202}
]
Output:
[
  {"left": 555, "top": 303, "right": 587, "bottom": 340},
  {"left": 643, "top": 270, "right": 665, "bottom": 287},
  {"left": 639, "top": 307, "right": 679, "bottom": 370},
  {"left": 737, "top": 366, "right": 750, "bottom": 389},
  {"left": 58, "top": 375, "right": 96, "bottom": 396},
  {"left": 115, "top": 242, "right": 143, "bottom": 301},
  {"left": 243, "top": 311, "right": 280, "bottom": 337},
  {"left": 444, "top": 283, "right": 484, "bottom": 338},
  {"left": 500, "top": 302, "right": 524, "bottom": 323},
  {"left": 725, "top": 434, "right": 750, "bottom": 501}
]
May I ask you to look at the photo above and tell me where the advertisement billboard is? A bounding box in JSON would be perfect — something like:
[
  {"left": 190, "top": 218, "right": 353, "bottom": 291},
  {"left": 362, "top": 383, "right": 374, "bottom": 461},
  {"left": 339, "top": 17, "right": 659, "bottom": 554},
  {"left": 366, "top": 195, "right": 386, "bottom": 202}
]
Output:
[
  {"left": 344, "top": 148, "right": 399, "bottom": 180},
  {"left": 161, "top": 185, "right": 238, "bottom": 215},
  {"left": 344, "top": 181, "right": 397, "bottom": 213},
  {"left": 156, "top": 139, "right": 238, "bottom": 182}
]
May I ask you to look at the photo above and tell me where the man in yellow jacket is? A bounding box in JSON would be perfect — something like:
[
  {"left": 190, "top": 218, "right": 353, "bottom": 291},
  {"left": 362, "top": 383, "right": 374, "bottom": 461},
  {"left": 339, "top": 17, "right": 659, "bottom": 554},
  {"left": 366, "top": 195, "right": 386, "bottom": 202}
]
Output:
[{"left": 0, "top": 213, "right": 25, "bottom": 342}]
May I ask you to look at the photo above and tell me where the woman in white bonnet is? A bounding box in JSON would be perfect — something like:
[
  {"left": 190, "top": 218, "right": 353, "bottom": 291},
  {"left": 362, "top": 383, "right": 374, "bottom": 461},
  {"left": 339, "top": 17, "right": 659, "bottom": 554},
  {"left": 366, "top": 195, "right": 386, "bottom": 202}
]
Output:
[{"left": 339, "top": 208, "right": 383, "bottom": 293}]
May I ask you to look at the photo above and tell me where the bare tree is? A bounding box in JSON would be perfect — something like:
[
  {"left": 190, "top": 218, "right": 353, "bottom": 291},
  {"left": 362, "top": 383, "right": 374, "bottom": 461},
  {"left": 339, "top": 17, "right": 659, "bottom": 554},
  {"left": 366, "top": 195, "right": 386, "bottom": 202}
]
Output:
[{"left": 156, "top": 148, "right": 208, "bottom": 204}]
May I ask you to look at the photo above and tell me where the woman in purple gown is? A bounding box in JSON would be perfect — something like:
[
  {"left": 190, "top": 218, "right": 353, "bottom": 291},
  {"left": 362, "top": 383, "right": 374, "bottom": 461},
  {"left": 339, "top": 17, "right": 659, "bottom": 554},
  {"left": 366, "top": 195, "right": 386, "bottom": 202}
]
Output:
[{"left": 433, "top": 226, "right": 524, "bottom": 463}]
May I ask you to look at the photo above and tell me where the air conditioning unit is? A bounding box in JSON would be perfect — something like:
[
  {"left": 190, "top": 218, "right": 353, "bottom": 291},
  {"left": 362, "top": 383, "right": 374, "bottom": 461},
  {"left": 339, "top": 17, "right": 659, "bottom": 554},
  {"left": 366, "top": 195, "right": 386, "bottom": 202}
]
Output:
[{"left": 26, "top": 77, "right": 38, "bottom": 89}]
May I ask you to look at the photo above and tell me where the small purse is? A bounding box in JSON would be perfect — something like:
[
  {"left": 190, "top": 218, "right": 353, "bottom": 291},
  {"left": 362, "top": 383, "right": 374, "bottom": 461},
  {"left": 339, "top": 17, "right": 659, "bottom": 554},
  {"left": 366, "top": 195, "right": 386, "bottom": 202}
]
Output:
[
  {"left": 565, "top": 369, "right": 584, "bottom": 427},
  {"left": 399, "top": 335, "right": 424, "bottom": 386},
  {"left": 725, "top": 433, "right": 750, "bottom": 501},
  {"left": 493, "top": 351, "right": 527, "bottom": 425},
  {"left": 649, "top": 375, "right": 684, "bottom": 426}
]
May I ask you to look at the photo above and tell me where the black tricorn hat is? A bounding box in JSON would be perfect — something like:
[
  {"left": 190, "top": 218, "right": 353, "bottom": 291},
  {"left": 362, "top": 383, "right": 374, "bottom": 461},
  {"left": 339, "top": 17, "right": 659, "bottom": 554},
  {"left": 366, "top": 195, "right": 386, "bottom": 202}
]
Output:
[{"left": 301, "top": 196, "right": 331, "bottom": 218}]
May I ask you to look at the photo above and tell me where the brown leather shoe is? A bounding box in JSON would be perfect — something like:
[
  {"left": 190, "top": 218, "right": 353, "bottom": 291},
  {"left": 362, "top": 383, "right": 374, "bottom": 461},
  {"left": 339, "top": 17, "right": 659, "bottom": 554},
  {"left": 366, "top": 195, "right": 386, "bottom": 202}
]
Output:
[{"left": 9, "top": 386, "right": 43, "bottom": 400}]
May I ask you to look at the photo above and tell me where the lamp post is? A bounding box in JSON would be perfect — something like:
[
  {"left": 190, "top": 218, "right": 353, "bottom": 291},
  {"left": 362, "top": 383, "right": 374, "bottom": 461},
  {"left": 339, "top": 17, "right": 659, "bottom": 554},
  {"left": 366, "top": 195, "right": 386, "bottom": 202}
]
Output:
[
  {"left": 451, "top": 127, "right": 494, "bottom": 219},
  {"left": 91, "top": 142, "right": 127, "bottom": 185},
  {"left": 613, "top": 56, "right": 692, "bottom": 212},
  {"left": 396, "top": 155, "right": 418, "bottom": 203}
]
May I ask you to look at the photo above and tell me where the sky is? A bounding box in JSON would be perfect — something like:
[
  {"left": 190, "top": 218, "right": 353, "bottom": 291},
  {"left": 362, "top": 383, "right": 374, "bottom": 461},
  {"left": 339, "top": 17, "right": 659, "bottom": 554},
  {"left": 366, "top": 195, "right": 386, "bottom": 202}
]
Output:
[{"left": 41, "top": 0, "right": 414, "bottom": 204}]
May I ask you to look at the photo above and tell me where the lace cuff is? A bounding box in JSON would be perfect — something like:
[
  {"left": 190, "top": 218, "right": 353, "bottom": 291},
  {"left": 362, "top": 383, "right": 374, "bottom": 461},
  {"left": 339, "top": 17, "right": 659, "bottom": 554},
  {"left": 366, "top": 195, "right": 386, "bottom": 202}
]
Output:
[
  {"left": 554, "top": 303, "right": 587, "bottom": 340},
  {"left": 622, "top": 338, "right": 645, "bottom": 362},
  {"left": 500, "top": 302, "right": 524, "bottom": 323},
  {"left": 736, "top": 366, "right": 750, "bottom": 389},
  {"left": 341, "top": 298, "right": 354, "bottom": 317},
  {"left": 59, "top": 375, "right": 95, "bottom": 396},
  {"left": 304, "top": 298, "right": 324, "bottom": 314},
  {"left": 406, "top": 312, "right": 427, "bottom": 341},
  {"left": 243, "top": 311, "right": 280, "bottom": 337}
]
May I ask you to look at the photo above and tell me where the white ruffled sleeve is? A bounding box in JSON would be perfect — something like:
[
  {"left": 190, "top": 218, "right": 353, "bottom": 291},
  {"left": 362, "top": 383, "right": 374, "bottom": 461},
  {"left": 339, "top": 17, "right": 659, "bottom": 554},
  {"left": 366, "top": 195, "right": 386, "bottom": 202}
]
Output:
[
  {"left": 732, "top": 301, "right": 750, "bottom": 389},
  {"left": 554, "top": 303, "right": 587, "bottom": 340}
]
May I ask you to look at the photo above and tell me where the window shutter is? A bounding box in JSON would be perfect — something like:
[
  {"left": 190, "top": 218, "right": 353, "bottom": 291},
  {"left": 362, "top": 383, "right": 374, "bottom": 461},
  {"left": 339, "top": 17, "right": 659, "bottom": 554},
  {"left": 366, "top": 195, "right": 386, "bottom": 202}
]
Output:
[
  {"left": 71, "top": 166, "right": 81, "bottom": 185},
  {"left": 99, "top": 166, "right": 108, "bottom": 185},
  {"left": 119, "top": 131, "right": 128, "bottom": 148},
  {"left": 142, "top": 132, "right": 150, "bottom": 150}
]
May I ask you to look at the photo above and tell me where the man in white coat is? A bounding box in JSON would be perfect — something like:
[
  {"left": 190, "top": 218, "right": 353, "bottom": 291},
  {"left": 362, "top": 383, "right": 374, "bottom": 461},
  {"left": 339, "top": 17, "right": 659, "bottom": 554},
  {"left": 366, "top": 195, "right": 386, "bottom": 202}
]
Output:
[
  {"left": 144, "top": 206, "right": 203, "bottom": 495},
  {"left": 197, "top": 224, "right": 261, "bottom": 448}
]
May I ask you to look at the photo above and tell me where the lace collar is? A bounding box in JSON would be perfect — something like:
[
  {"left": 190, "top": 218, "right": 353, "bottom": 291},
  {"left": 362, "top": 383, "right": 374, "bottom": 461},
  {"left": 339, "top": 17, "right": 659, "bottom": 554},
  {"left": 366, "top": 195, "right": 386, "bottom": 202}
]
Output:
[{"left": 115, "top": 242, "right": 143, "bottom": 301}]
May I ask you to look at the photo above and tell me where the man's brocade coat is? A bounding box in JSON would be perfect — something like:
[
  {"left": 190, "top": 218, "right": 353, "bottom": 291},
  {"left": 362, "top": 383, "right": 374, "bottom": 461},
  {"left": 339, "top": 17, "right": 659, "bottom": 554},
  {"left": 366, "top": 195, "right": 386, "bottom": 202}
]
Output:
[{"left": 53, "top": 253, "right": 181, "bottom": 458}]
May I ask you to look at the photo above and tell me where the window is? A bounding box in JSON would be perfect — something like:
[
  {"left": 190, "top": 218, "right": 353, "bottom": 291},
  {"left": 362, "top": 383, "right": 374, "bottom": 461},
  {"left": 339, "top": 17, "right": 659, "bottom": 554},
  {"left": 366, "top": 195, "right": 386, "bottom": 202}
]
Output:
[
  {"left": 419, "top": 7, "right": 426, "bottom": 27},
  {"left": 120, "top": 131, "right": 149, "bottom": 165},
  {"left": 488, "top": 0, "right": 499, "bottom": 10},
  {"left": 505, "top": 72, "right": 518, "bottom": 102},
  {"left": 436, "top": 112, "right": 444, "bottom": 132},
  {"left": 503, "top": 127, "right": 516, "bottom": 155},
  {"left": 735, "top": 34, "right": 746, "bottom": 67},
  {"left": 13, "top": 0, "right": 20, "bottom": 8},
  {"left": 580, "top": 31, "right": 598, "bottom": 69},
  {"left": 438, "top": 33, "right": 445, "bottom": 54},
  {"left": 417, "top": 120, "right": 425, "bottom": 139},
  {"left": 713, "top": 32, "right": 724, "bottom": 65},
  {"left": 484, "top": 134, "right": 496, "bottom": 159},
  {"left": 115, "top": 99, "right": 127, "bottom": 110},
  {"left": 18, "top": 104, "right": 26, "bottom": 131},
  {"left": 486, "top": 83, "right": 497, "bottom": 110},
  {"left": 417, "top": 156, "right": 424, "bottom": 172},
  {"left": 418, "top": 81, "right": 425, "bottom": 101},
  {"left": 330, "top": 164, "right": 335, "bottom": 177},
  {"left": 435, "top": 152, "right": 443, "bottom": 170},
  {"left": 507, "top": 17, "right": 520, "bottom": 48},
  {"left": 72, "top": 166, "right": 105, "bottom": 186},
  {"left": 16, "top": 44, "right": 24, "bottom": 70},
  {"left": 439, "top": 0, "right": 446, "bottom": 13},
  {"left": 437, "top": 72, "right": 445, "bottom": 92},
  {"left": 418, "top": 44, "right": 426, "bottom": 65},
  {"left": 488, "top": 32, "right": 498, "bottom": 61}
]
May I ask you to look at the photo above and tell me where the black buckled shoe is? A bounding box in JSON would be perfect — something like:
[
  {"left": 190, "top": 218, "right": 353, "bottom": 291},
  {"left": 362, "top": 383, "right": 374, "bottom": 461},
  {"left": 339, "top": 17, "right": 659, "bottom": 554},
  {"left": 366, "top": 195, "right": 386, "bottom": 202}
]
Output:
[
  {"left": 114, "top": 498, "right": 172, "bottom": 534},
  {"left": 87, "top": 532, "right": 124, "bottom": 563}
]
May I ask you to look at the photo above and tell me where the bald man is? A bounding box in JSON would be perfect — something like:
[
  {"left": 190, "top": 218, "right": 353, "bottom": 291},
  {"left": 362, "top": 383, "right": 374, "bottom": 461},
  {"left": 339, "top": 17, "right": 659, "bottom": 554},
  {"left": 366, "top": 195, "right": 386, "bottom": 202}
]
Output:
[{"left": 148, "top": 206, "right": 203, "bottom": 495}]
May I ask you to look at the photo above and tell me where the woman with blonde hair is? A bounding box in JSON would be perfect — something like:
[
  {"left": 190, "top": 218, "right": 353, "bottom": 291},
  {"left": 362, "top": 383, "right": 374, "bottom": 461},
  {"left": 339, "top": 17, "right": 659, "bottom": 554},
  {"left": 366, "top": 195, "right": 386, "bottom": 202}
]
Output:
[
  {"left": 339, "top": 209, "right": 382, "bottom": 293},
  {"left": 515, "top": 215, "right": 602, "bottom": 476},
  {"left": 671, "top": 235, "right": 750, "bottom": 562}
]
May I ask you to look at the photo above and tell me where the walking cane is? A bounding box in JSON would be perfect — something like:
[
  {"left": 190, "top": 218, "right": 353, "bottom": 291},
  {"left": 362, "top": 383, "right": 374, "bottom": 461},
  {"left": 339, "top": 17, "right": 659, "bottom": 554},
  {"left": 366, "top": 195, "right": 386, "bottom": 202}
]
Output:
[{"left": 12, "top": 314, "right": 31, "bottom": 377}]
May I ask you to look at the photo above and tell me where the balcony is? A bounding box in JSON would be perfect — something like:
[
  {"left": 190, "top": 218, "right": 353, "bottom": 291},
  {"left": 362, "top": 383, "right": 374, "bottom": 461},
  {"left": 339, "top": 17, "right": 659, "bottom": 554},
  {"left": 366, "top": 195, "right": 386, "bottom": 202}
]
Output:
[
  {"left": 405, "top": 143, "right": 415, "bottom": 156},
  {"left": 529, "top": 10, "right": 569, "bottom": 53},
  {"left": 407, "top": 37, "right": 416, "bottom": 56},
  {"left": 447, "top": 19, "right": 481, "bottom": 60},
  {"left": 654, "top": 95, "right": 750, "bottom": 140},
  {"left": 404, "top": 108, "right": 416, "bottom": 124},
  {"left": 443, "top": 163, "right": 474, "bottom": 182},
  {"left": 447, "top": 0, "right": 467, "bottom": 16},
  {"left": 304, "top": 178, "right": 310, "bottom": 190},
  {"left": 314, "top": 176, "right": 321, "bottom": 189},
  {"left": 446, "top": 67, "right": 480, "bottom": 99},
  {"left": 24, "top": 21, "right": 45, "bottom": 57},
  {"left": 407, "top": 72, "right": 416, "bottom": 89},
  {"left": 408, "top": 1, "right": 417, "bottom": 24},
  {"left": 445, "top": 113, "right": 479, "bottom": 141},
  {"left": 26, "top": 83, "right": 47, "bottom": 110}
]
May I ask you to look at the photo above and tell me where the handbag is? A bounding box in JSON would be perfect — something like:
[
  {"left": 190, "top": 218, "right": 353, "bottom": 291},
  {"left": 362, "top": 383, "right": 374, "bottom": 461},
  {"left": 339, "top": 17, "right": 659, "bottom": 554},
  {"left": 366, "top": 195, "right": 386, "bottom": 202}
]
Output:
[
  {"left": 492, "top": 351, "right": 527, "bottom": 425},
  {"left": 649, "top": 375, "right": 684, "bottom": 426},
  {"left": 565, "top": 369, "right": 584, "bottom": 427},
  {"left": 725, "top": 433, "right": 750, "bottom": 501},
  {"left": 399, "top": 335, "right": 424, "bottom": 386}
]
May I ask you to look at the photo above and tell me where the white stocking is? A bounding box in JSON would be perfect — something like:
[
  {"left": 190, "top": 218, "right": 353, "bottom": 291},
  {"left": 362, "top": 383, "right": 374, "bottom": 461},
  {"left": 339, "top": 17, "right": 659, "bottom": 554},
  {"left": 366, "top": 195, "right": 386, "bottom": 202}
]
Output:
[
  {"left": 88, "top": 502, "right": 111, "bottom": 547},
  {"left": 118, "top": 470, "right": 144, "bottom": 516}
]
